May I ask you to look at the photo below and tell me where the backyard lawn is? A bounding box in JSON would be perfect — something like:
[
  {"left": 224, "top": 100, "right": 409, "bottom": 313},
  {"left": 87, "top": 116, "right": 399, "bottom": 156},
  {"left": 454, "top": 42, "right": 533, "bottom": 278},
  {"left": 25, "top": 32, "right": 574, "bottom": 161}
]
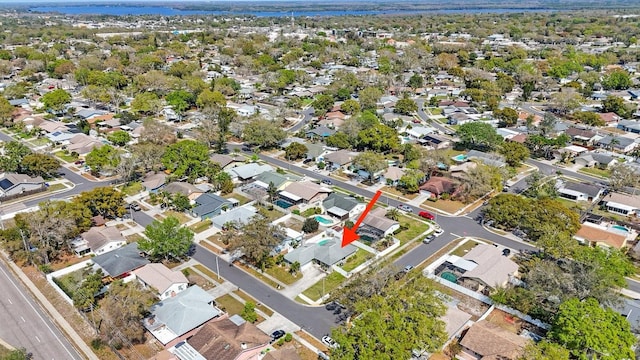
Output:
[
  {"left": 257, "top": 206, "right": 285, "bottom": 222},
  {"left": 302, "top": 271, "right": 345, "bottom": 301},
  {"left": 223, "top": 192, "right": 250, "bottom": 205},
  {"left": 52, "top": 266, "right": 92, "bottom": 299},
  {"left": 395, "top": 215, "right": 430, "bottom": 244},
  {"left": 341, "top": 248, "right": 374, "bottom": 272}
]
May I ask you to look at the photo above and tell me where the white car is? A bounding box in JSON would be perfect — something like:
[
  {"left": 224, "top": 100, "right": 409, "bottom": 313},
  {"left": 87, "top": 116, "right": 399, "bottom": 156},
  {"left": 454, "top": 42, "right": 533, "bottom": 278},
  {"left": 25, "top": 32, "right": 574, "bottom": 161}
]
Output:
[
  {"left": 434, "top": 228, "right": 444, "bottom": 237},
  {"left": 322, "top": 336, "right": 339, "bottom": 349}
]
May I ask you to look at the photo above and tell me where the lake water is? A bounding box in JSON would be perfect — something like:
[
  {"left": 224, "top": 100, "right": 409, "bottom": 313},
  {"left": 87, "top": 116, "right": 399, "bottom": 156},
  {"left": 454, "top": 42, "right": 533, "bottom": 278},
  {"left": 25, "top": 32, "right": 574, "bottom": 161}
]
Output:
[{"left": 29, "top": 5, "right": 551, "bottom": 17}]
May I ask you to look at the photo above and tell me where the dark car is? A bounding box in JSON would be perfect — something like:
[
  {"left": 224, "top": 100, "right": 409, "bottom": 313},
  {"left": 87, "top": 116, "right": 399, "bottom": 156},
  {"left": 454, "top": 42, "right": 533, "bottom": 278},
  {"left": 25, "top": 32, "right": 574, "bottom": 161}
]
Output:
[
  {"left": 321, "top": 179, "right": 333, "bottom": 185},
  {"left": 271, "top": 330, "right": 286, "bottom": 341},
  {"left": 303, "top": 158, "right": 314, "bottom": 164},
  {"left": 502, "top": 249, "right": 511, "bottom": 257},
  {"left": 325, "top": 302, "right": 338, "bottom": 311}
]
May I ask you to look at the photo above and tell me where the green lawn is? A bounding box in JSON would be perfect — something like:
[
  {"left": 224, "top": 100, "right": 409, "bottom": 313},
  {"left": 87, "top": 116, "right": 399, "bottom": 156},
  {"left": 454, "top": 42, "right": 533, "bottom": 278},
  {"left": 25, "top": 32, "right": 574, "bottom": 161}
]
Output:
[
  {"left": 394, "top": 215, "right": 430, "bottom": 244},
  {"left": 234, "top": 290, "right": 274, "bottom": 316},
  {"left": 300, "top": 207, "right": 320, "bottom": 217},
  {"left": 427, "top": 107, "right": 443, "bottom": 115},
  {"left": 194, "top": 264, "right": 222, "bottom": 282},
  {"left": 426, "top": 199, "right": 466, "bottom": 214},
  {"left": 52, "top": 267, "right": 92, "bottom": 299},
  {"left": 223, "top": 192, "right": 250, "bottom": 205},
  {"left": 452, "top": 240, "right": 480, "bottom": 257},
  {"left": 265, "top": 265, "right": 301, "bottom": 285},
  {"left": 257, "top": 206, "right": 285, "bottom": 222},
  {"left": 189, "top": 219, "right": 212, "bottom": 233},
  {"left": 125, "top": 233, "right": 144, "bottom": 243},
  {"left": 578, "top": 167, "right": 611, "bottom": 178},
  {"left": 46, "top": 183, "right": 67, "bottom": 192},
  {"left": 341, "top": 248, "right": 374, "bottom": 272},
  {"left": 120, "top": 181, "right": 143, "bottom": 196},
  {"left": 54, "top": 151, "right": 78, "bottom": 163},
  {"left": 302, "top": 272, "right": 345, "bottom": 301},
  {"left": 163, "top": 210, "right": 191, "bottom": 224},
  {"left": 215, "top": 294, "right": 245, "bottom": 316},
  {"left": 29, "top": 138, "right": 50, "bottom": 146}
]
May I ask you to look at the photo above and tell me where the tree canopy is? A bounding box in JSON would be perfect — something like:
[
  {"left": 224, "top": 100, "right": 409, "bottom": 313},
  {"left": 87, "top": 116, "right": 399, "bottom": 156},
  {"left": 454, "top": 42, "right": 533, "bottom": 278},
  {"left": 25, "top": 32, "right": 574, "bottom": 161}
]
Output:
[
  {"left": 242, "top": 118, "right": 287, "bottom": 149},
  {"left": 41, "top": 89, "right": 71, "bottom": 112},
  {"left": 161, "top": 140, "right": 210, "bottom": 181},
  {"left": 456, "top": 122, "right": 503, "bottom": 150},
  {"left": 140, "top": 216, "right": 194, "bottom": 261},
  {"left": 221, "top": 215, "right": 285, "bottom": 271}
]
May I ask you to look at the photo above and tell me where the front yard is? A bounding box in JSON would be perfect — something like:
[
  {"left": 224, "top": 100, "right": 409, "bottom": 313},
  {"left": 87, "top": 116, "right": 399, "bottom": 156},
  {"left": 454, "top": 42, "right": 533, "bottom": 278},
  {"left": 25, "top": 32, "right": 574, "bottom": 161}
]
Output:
[
  {"left": 424, "top": 199, "right": 467, "bottom": 214},
  {"left": 381, "top": 186, "right": 419, "bottom": 200},
  {"left": 223, "top": 192, "right": 250, "bottom": 205},
  {"left": 451, "top": 240, "right": 480, "bottom": 257},
  {"left": 302, "top": 271, "right": 345, "bottom": 302},
  {"left": 120, "top": 181, "right": 143, "bottom": 196},
  {"left": 54, "top": 151, "right": 79, "bottom": 163},
  {"left": 265, "top": 265, "right": 301, "bottom": 285},
  {"left": 395, "top": 215, "right": 430, "bottom": 244},
  {"left": 155, "top": 210, "right": 192, "bottom": 224},
  {"left": 189, "top": 219, "right": 212, "bottom": 233},
  {"left": 578, "top": 167, "right": 611, "bottom": 178},
  {"left": 341, "top": 248, "right": 373, "bottom": 272}
]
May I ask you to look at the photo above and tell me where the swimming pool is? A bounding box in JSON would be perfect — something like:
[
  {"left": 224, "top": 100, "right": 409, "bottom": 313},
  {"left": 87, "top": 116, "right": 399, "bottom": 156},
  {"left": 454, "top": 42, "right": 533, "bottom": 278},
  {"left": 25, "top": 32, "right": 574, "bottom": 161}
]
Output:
[
  {"left": 275, "top": 199, "right": 293, "bottom": 209},
  {"left": 318, "top": 238, "right": 333, "bottom": 246},
  {"left": 452, "top": 154, "right": 467, "bottom": 162},
  {"left": 611, "top": 224, "right": 629, "bottom": 233},
  {"left": 315, "top": 215, "right": 333, "bottom": 225}
]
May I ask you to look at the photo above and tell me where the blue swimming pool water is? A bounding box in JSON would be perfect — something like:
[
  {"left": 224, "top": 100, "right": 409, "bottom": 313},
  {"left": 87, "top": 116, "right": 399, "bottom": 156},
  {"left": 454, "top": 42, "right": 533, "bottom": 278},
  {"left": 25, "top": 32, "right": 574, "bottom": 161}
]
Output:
[
  {"left": 318, "top": 239, "right": 332, "bottom": 246},
  {"left": 275, "top": 199, "right": 293, "bottom": 209},
  {"left": 452, "top": 154, "right": 467, "bottom": 162},
  {"left": 611, "top": 225, "right": 629, "bottom": 233},
  {"left": 315, "top": 215, "right": 333, "bottom": 225}
]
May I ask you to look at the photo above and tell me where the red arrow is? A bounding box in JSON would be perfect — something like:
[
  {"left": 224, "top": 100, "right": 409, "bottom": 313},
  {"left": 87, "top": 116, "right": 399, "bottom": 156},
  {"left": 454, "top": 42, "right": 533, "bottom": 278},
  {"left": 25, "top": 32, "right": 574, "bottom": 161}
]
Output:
[{"left": 341, "top": 190, "right": 382, "bottom": 247}]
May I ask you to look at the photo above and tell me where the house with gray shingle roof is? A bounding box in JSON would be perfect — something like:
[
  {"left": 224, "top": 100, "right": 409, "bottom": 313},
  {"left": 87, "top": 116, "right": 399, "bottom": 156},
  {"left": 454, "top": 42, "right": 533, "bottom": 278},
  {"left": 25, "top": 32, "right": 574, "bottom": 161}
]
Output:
[
  {"left": 191, "top": 193, "right": 236, "bottom": 220},
  {"left": 225, "top": 163, "right": 273, "bottom": 182},
  {"left": 210, "top": 153, "right": 244, "bottom": 170},
  {"left": 557, "top": 181, "right": 603, "bottom": 203},
  {"left": 356, "top": 207, "right": 400, "bottom": 241},
  {"left": 306, "top": 125, "right": 336, "bottom": 139},
  {"left": 574, "top": 152, "right": 618, "bottom": 168},
  {"left": 284, "top": 238, "right": 357, "bottom": 269},
  {"left": 92, "top": 242, "right": 150, "bottom": 279},
  {"left": 324, "top": 149, "right": 358, "bottom": 170},
  {"left": 164, "top": 182, "right": 204, "bottom": 201},
  {"left": 210, "top": 205, "right": 259, "bottom": 230},
  {"left": 322, "top": 193, "right": 365, "bottom": 220},
  {"left": 0, "top": 173, "right": 45, "bottom": 198},
  {"left": 254, "top": 171, "right": 301, "bottom": 191},
  {"left": 143, "top": 285, "right": 223, "bottom": 345},
  {"left": 597, "top": 135, "right": 638, "bottom": 153},
  {"left": 279, "top": 181, "right": 332, "bottom": 207}
]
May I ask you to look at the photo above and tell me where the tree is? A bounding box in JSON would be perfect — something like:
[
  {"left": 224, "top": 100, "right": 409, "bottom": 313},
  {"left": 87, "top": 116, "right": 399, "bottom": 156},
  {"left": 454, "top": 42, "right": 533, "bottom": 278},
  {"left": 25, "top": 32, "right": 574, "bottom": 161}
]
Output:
[
  {"left": 393, "top": 98, "right": 418, "bottom": 115},
  {"left": 21, "top": 153, "right": 60, "bottom": 178},
  {"left": 549, "top": 297, "right": 635, "bottom": 360},
  {"left": 385, "top": 208, "right": 400, "bottom": 221},
  {"left": 161, "top": 140, "right": 210, "bottom": 182},
  {"left": 341, "top": 99, "right": 360, "bottom": 115},
  {"left": 285, "top": 142, "right": 308, "bottom": 161},
  {"left": 72, "top": 268, "right": 104, "bottom": 310},
  {"left": 302, "top": 218, "right": 319, "bottom": 233},
  {"left": 326, "top": 132, "right": 352, "bottom": 149},
  {"left": 86, "top": 145, "right": 120, "bottom": 174},
  {"left": 99, "top": 280, "right": 156, "bottom": 346},
  {"left": 602, "top": 69, "right": 632, "bottom": 90},
  {"left": 140, "top": 216, "right": 194, "bottom": 262},
  {"left": 222, "top": 216, "right": 285, "bottom": 271},
  {"left": 602, "top": 95, "right": 634, "bottom": 118},
  {"left": 331, "top": 276, "right": 447, "bottom": 360},
  {"left": 41, "top": 89, "right": 71, "bottom": 113},
  {"left": 407, "top": 73, "right": 424, "bottom": 89},
  {"left": 171, "top": 193, "right": 191, "bottom": 212},
  {"left": 353, "top": 151, "right": 388, "bottom": 182},
  {"left": 572, "top": 111, "right": 604, "bottom": 126},
  {"left": 398, "top": 169, "right": 425, "bottom": 193},
  {"left": 550, "top": 90, "right": 582, "bottom": 115},
  {"left": 0, "top": 141, "right": 30, "bottom": 172},
  {"left": 608, "top": 163, "right": 637, "bottom": 192},
  {"left": 357, "top": 123, "right": 400, "bottom": 152},
  {"left": 267, "top": 181, "right": 278, "bottom": 203},
  {"left": 313, "top": 94, "right": 334, "bottom": 117},
  {"left": 520, "top": 341, "right": 570, "bottom": 360},
  {"left": 493, "top": 107, "right": 519, "bottom": 127},
  {"left": 289, "top": 261, "right": 301, "bottom": 275},
  {"left": 166, "top": 89, "right": 195, "bottom": 117},
  {"left": 499, "top": 142, "right": 530, "bottom": 167},
  {"left": 0, "top": 95, "right": 14, "bottom": 126},
  {"left": 242, "top": 119, "right": 286, "bottom": 149},
  {"left": 140, "top": 118, "right": 176, "bottom": 145},
  {"left": 107, "top": 130, "right": 131, "bottom": 146},
  {"left": 358, "top": 86, "right": 382, "bottom": 111},
  {"left": 539, "top": 113, "right": 557, "bottom": 136},
  {"left": 75, "top": 187, "right": 125, "bottom": 219},
  {"left": 131, "top": 92, "right": 161, "bottom": 115},
  {"left": 196, "top": 89, "right": 226, "bottom": 109},
  {"left": 241, "top": 301, "right": 258, "bottom": 323},
  {"left": 457, "top": 122, "right": 502, "bottom": 150},
  {"left": 2, "top": 348, "right": 32, "bottom": 360}
]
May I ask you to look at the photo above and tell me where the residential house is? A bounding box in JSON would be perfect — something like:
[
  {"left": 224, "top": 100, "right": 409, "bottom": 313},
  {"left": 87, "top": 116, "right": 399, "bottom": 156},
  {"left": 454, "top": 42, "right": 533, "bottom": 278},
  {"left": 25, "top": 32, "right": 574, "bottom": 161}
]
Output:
[
  {"left": 0, "top": 173, "right": 45, "bottom": 198},
  {"left": 210, "top": 154, "right": 245, "bottom": 170},
  {"left": 263, "top": 345, "right": 302, "bottom": 360},
  {"left": 164, "top": 182, "right": 205, "bottom": 202},
  {"left": 306, "top": 126, "right": 336, "bottom": 139},
  {"left": 602, "top": 192, "right": 640, "bottom": 216},
  {"left": 458, "top": 320, "right": 528, "bottom": 360},
  {"left": 254, "top": 171, "right": 302, "bottom": 191},
  {"left": 92, "top": 242, "right": 150, "bottom": 280},
  {"left": 382, "top": 166, "right": 406, "bottom": 186},
  {"left": 225, "top": 164, "right": 273, "bottom": 182},
  {"left": 134, "top": 263, "right": 189, "bottom": 300},
  {"left": 447, "top": 112, "right": 473, "bottom": 125},
  {"left": 38, "top": 120, "right": 70, "bottom": 134},
  {"left": 458, "top": 244, "right": 519, "bottom": 291},
  {"left": 565, "top": 127, "right": 597, "bottom": 146},
  {"left": 324, "top": 150, "right": 358, "bottom": 170},
  {"left": 144, "top": 286, "right": 223, "bottom": 345},
  {"left": 322, "top": 193, "right": 365, "bottom": 221},
  {"left": 557, "top": 182, "right": 603, "bottom": 203},
  {"left": 618, "top": 119, "right": 640, "bottom": 134},
  {"left": 449, "top": 162, "right": 477, "bottom": 180},
  {"left": 210, "top": 205, "right": 259, "bottom": 230},
  {"left": 72, "top": 226, "right": 126, "bottom": 256},
  {"left": 66, "top": 134, "right": 103, "bottom": 156},
  {"left": 574, "top": 152, "right": 618, "bottom": 168},
  {"left": 405, "top": 126, "right": 435, "bottom": 140},
  {"left": 279, "top": 181, "right": 332, "bottom": 208},
  {"left": 356, "top": 207, "right": 400, "bottom": 241},
  {"left": 186, "top": 315, "right": 271, "bottom": 360},
  {"left": 45, "top": 130, "right": 76, "bottom": 143},
  {"left": 142, "top": 172, "right": 167, "bottom": 193},
  {"left": 284, "top": 238, "right": 357, "bottom": 269},
  {"left": 466, "top": 150, "right": 506, "bottom": 168},
  {"left": 597, "top": 135, "right": 638, "bottom": 153},
  {"left": 422, "top": 134, "right": 451, "bottom": 149},
  {"left": 192, "top": 193, "right": 236, "bottom": 220},
  {"left": 598, "top": 112, "right": 621, "bottom": 124},
  {"left": 420, "top": 176, "right": 457, "bottom": 198},
  {"left": 574, "top": 222, "right": 634, "bottom": 249}
]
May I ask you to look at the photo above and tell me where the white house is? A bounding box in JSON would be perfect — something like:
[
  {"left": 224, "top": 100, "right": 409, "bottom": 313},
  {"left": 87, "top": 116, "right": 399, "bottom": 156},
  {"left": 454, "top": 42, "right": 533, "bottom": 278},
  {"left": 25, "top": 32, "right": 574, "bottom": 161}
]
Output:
[{"left": 134, "top": 263, "right": 189, "bottom": 300}]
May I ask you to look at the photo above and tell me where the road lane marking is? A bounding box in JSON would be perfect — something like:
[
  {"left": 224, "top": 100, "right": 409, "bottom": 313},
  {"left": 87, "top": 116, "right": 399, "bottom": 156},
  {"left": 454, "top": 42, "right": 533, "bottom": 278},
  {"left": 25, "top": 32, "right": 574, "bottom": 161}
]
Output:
[
  {"left": 450, "top": 233, "right": 463, "bottom": 238},
  {"left": 20, "top": 316, "right": 25, "bottom": 322},
  {"left": 0, "top": 264, "right": 80, "bottom": 359},
  {"left": 35, "top": 336, "right": 41, "bottom": 343},
  {"left": 7, "top": 298, "right": 12, "bottom": 304}
]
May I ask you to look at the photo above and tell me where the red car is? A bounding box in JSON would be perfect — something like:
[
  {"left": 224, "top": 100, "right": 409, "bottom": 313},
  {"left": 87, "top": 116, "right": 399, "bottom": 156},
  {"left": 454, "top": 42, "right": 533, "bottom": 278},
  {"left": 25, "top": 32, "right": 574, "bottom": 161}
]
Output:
[{"left": 419, "top": 211, "right": 435, "bottom": 220}]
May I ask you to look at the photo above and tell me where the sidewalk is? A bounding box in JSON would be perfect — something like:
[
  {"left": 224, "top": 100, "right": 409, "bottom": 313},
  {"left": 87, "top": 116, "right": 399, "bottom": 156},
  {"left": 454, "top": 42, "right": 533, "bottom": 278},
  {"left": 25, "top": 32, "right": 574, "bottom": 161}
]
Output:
[{"left": 2, "top": 255, "right": 99, "bottom": 360}]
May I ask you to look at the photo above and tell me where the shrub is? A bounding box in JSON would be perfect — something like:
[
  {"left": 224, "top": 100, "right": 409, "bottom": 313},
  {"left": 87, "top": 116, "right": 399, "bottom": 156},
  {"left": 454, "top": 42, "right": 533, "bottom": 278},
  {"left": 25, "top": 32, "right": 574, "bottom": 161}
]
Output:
[
  {"left": 284, "top": 333, "right": 293, "bottom": 342},
  {"left": 39, "top": 264, "right": 53, "bottom": 274},
  {"left": 302, "top": 218, "right": 319, "bottom": 233},
  {"left": 91, "top": 338, "right": 104, "bottom": 350},
  {"left": 181, "top": 268, "right": 190, "bottom": 277}
]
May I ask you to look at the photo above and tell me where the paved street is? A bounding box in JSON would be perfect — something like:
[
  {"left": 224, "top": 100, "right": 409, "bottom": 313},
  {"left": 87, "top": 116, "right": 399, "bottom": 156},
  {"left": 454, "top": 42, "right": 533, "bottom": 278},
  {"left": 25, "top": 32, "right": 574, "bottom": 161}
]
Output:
[
  {"left": 191, "top": 245, "right": 336, "bottom": 339},
  {"left": 0, "top": 260, "right": 82, "bottom": 359}
]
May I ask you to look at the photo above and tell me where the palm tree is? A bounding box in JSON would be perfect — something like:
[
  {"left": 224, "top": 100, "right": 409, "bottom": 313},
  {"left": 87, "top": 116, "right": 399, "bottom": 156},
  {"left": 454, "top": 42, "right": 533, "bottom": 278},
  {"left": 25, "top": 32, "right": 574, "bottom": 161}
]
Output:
[
  {"left": 385, "top": 208, "right": 400, "bottom": 221},
  {"left": 289, "top": 261, "right": 301, "bottom": 276},
  {"left": 607, "top": 137, "right": 620, "bottom": 152}
]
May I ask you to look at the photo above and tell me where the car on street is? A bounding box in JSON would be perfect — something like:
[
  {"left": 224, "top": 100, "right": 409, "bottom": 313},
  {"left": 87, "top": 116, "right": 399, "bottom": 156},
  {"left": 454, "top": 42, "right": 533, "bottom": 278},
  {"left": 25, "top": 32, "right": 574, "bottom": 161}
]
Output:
[
  {"left": 318, "top": 351, "right": 330, "bottom": 360},
  {"left": 130, "top": 202, "right": 141, "bottom": 211},
  {"left": 418, "top": 211, "right": 435, "bottom": 220},
  {"left": 397, "top": 204, "right": 413, "bottom": 212},
  {"left": 404, "top": 265, "right": 414, "bottom": 272},
  {"left": 321, "top": 179, "right": 332, "bottom": 185},
  {"left": 434, "top": 228, "right": 444, "bottom": 236},
  {"left": 271, "top": 330, "right": 286, "bottom": 341},
  {"left": 322, "top": 336, "right": 339, "bottom": 349},
  {"left": 423, "top": 235, "right": 435, "bottom": 244}
]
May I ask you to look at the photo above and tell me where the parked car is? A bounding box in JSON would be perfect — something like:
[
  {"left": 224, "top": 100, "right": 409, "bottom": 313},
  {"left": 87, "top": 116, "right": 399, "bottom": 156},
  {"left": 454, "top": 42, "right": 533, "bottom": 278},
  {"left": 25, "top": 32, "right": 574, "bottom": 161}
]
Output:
[
  {"left": 418, "top": 211, "right": 435, "bottom": 220},
  {"left": 318, "top": 351, "right": 330, "bottom": 360},
  {"left": 404, "top": 265, "right": 414, "bottom": 272},
  {"left": 303, "top": 158, "right": 314, "bottom": 164},
  {"left": 271, "top": 330, "right": 286, "bottom": 341},
  {"left": 321, "top": 179, "right": 333, "bottom": 185},
  {"left": 322, "top": 336, "right": 339, "bottom": 349},
  {"left": 397, "top": 204, "right": 413, "bottom": 212},
  {"left": 423, "top": 235, "right": 435, "bottom": 244},
  {"left": 434, "top": 228, "right": 444, "bottom": 236},
  {"left": 502, "top": 249, "right": 511, "bottom": 257},
  {"left": 130, "top": 203, "right": 141, "bottom": 212}
]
